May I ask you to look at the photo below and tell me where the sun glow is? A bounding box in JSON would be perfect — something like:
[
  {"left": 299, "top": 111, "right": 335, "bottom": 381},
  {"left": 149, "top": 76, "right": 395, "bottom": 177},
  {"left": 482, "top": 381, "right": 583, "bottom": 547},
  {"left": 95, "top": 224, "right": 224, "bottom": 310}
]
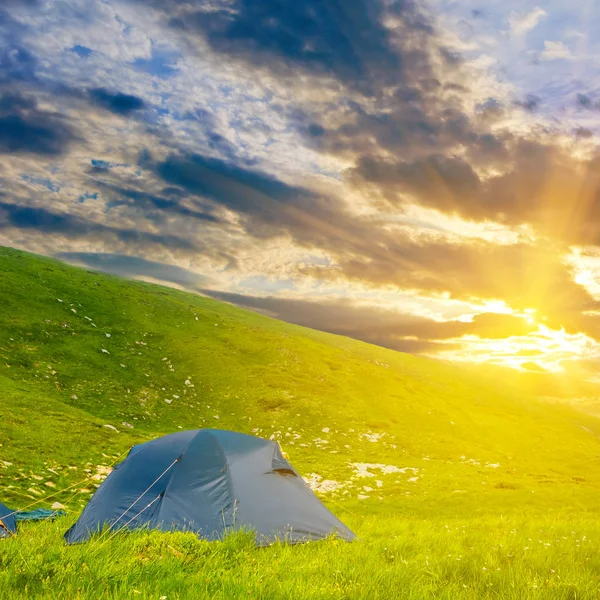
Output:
[{"left": 430, "top": 323, "right": 600, "bottom": 373}]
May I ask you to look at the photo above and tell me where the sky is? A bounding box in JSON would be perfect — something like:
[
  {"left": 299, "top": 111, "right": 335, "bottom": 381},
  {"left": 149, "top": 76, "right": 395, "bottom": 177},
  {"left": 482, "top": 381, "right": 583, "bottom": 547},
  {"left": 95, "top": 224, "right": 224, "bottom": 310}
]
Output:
[{"left": 2, "top": 0, "right": 600, "bottom": 377}]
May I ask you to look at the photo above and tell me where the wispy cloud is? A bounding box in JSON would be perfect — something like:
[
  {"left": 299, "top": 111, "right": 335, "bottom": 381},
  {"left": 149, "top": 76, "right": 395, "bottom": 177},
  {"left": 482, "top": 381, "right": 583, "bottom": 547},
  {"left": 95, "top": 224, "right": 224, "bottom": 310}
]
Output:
[
  {"left": 508, "top": 8, "right": 546, "bottom": 36},
  {"left": 539, "top": 40, "right": 572, "bottom": 61}
]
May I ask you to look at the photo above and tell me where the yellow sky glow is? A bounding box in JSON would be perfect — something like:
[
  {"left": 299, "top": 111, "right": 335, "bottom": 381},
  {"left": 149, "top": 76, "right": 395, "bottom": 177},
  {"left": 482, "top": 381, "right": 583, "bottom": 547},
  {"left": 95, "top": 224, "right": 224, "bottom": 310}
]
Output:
[{"left": 429, "top": 323, "right": 600, "bottom": 373}]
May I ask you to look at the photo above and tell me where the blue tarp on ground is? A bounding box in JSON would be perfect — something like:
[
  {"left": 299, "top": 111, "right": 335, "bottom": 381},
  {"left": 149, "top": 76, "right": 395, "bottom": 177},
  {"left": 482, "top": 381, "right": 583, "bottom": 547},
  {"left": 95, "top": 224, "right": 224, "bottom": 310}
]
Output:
[
  {"left": 15, "top": 509, "right": 66, "bottom": 521},
  {"left": 65, "top": 429, "right": 356, "bottom": 545},
  {"left": 0, "top": 502, "right": 17, "bottom": 538}
]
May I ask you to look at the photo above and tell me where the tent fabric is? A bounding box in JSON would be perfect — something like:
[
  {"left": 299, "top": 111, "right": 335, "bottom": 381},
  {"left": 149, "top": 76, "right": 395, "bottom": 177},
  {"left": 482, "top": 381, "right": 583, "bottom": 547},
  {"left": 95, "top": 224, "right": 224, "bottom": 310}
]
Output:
[
  {"left": 64, "top": 429, "right": 356, "bottom": 545},
  {"left": 0, "top": 502, "right": 17, "bottom": 538}
]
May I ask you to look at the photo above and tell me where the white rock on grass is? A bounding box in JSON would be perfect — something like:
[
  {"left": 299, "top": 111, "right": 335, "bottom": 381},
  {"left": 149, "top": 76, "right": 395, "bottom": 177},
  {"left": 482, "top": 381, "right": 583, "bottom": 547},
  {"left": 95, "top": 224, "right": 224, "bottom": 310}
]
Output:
[
  {"left": 352, "top": 463, "right": 419, "bottom": 477},
  {"left": 362, "top": 432, "right": 385, "bottom": 443},
  {"left": 322, "top": 427, "right": 330, "bottom": 433},
  {"left": 304, "top": 473, "right": 345, "bottom": 494},
  {"left": 93, "top": 466, "right": 113, "bottom": 481},
  {"left": 101, "top": 348, "right": 110, "bottom": 354},
  {"left": 103, "top": 424, "right": 118, "bottom": 432}
]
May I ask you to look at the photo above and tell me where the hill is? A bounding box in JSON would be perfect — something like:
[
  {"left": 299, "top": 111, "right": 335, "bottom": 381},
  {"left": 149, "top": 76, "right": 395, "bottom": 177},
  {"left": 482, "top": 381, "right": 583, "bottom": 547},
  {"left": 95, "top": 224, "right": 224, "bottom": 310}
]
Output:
[{"left": 2, "top": 245, "right": 600, "bottom": 598}]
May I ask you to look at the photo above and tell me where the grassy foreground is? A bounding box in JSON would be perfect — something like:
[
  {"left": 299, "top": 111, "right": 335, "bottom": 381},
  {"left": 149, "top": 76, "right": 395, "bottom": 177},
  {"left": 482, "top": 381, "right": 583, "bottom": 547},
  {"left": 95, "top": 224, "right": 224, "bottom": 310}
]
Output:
[
  {"left": 1, "top": 245, "right": 600, "bottom": 598},
  {"left": 2, "top": 515, "right": 600, "bottom": 599}
]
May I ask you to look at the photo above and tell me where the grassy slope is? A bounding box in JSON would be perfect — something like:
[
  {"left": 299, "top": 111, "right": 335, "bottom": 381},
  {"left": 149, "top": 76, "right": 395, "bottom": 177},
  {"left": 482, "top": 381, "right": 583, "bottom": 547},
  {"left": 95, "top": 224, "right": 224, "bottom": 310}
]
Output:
[{"left": 1, "top": 245, "right": 600, "bottom": 598}]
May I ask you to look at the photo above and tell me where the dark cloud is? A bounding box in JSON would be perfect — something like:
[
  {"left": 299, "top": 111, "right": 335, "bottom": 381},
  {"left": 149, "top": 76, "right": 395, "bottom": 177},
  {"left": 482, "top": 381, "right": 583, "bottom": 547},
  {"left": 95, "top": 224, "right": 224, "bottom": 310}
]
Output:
[
  {"left": 574, "top": 127, "right": 593, "bottom": 139},
  {"left": 352, "top": 153, "right": 482, "bottom": 213},
  {"left": 199, "top": 289, "right": 538, "bottom": 352},
  {"left": 516, "top": 94, "right": 540, "bottom": 112},
  {"left": 301, "top": 237, "right": 600, "bottom": 335},
  {"left": 576, "top": 93, "right": 599, "bottom": 110},
  {"left": 88, "top": 88, "right": 145, "bottom": 116},
  {"left": 158, "top": 0, "right": 427, "bottom": 94},
  {"left": 151, "top": 150, "right": 394, "bottom": 255},
  {"left": 0, "top": 44, "right": 37, "bottom": 85},
  {"left": 56, "top": 252, "right": 212, "bottom": 289},
  {"left": 156, "top": 152, "right": 310, "bottom": 207},
  {"left": 153, "top": 152, "right": 339, "bottom": 238},
  {"left": 0, "top": 202, "right": 195, "bottom": 249},
  {"left": 0, "top": 93, "right": 76, "bottom": 155},
  {"left": 94, "top": 182, "right": 221, "bottom": 223},
  {"left": 347, "top": 136, "right": 600, "bottom": 246}
]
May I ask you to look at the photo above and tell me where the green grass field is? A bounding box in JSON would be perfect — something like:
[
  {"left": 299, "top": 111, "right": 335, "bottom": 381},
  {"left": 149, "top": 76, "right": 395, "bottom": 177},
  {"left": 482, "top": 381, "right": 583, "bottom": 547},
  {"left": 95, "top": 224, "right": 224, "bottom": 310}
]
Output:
[{"left": 1, "top": 245, "right": 600, "bottom": 598}]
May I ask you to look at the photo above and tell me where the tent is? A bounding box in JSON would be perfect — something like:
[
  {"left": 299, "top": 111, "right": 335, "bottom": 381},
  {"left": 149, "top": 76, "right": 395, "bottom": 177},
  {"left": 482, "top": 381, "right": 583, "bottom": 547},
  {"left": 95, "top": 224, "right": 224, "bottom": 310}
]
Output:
[
  {"left": 65, "top": 429, "right": 355, "bottom": 545},
  {"left": 0, "top": 502, "right": 16, "bottom": 538}
]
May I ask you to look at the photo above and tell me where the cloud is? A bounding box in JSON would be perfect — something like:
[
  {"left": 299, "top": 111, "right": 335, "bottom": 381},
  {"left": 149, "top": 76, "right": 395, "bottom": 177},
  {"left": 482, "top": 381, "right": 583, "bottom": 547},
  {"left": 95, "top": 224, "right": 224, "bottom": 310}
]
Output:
[
  {"left": 137, "top": 0, "right": 429, "bottom": 95},
  {"left": 539, "top": 41, "right": 571, "bottom": 61},
  {"left": 199, "top": 289, "right": 539, "bottom": 353},
  {"left": 56, "top": 252, "right": 213, "bottom": 289},
  {"left": 577, "top": 93, "right": 600, "bottom": 110},
  {"left": 94, "top": 182, "right": 221, "bottom": 224},
  {"left": 516, "top": 94, "right": 540, "bottom": 112},
  {"left": 0, "top": 201, "right": 196, "bottom": 249},
  {"left": 152, "top": 151, "right": 356, "bottom": 244},
  {"left": 0, "top": 43, "right": 37, "bottom": 85},
  {"left": 0, "top": 93, "right": 76, "bottom": 155},
  {"left": 88, "top": 88, "right": 145, "bottom": 116},
  {"left": 508, "top": 8, "right": 546, "bottom": 36}
]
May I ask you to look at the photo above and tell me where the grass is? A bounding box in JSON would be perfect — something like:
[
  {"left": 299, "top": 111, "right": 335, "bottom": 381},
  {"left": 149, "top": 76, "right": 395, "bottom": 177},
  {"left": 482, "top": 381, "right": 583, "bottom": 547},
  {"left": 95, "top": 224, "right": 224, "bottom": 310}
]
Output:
[
  {"left": 1, "top": 245, "right": 600, "bottom": 598},
  {"left": 2, "top": 515, "right": 600, "bottom": 599}
]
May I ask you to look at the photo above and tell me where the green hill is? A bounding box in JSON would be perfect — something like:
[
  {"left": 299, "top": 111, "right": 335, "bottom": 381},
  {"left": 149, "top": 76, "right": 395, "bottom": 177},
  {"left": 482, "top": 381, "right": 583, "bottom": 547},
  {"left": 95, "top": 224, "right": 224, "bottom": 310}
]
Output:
[{"left": 2, "top": 245, "right": 600, "bottom": 599}]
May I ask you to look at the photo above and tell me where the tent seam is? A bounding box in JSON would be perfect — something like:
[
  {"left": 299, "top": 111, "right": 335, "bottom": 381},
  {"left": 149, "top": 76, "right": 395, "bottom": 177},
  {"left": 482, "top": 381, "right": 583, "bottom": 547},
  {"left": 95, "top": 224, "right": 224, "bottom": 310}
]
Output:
[
  {"left": 153, "top": 429, "right": 202, "bottom": 527},
  {"left": 205, "top": 430, "right": 237, "bottom": 532}
]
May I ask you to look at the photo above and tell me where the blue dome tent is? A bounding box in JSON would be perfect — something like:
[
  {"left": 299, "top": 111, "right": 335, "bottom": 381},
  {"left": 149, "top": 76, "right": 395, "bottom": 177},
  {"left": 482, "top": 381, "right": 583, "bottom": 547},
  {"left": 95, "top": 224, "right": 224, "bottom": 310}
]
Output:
[
  {"left": 0, "top": 502, "right": 17, "bottom": 538},
  {"left": 65, "top": 429, "right": 355, "bottom": 545}
]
